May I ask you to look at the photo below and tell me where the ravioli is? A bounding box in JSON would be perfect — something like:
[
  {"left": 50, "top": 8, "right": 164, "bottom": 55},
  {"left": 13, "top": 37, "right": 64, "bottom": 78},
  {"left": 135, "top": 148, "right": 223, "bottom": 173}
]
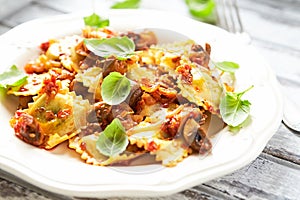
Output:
[
  {"left": 10, "top": 91, "right": 90, "bottom": 149},
  {"left": 7, "top": 26, "right": 235, "bottom": 167}
]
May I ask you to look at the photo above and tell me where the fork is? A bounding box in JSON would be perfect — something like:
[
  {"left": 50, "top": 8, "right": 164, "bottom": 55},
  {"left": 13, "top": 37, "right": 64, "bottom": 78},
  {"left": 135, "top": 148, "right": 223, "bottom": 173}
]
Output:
[
  {"left": 215, "top": 0, "right": 244, "bottom": 33},
  {"left": 215, "top": 0, "right": 251, "bottom": 44}
]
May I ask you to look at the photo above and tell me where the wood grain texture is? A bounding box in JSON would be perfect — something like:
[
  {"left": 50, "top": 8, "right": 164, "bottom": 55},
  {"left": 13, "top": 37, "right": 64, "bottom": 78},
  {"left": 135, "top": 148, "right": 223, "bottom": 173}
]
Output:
[
  {"left": 0, "top": 178, "right": 51, "bottom": 200},
  {"left": 0, "top": 0, "right": 299, "bottom": 199},
  {"left": 0, "top": 24, "right": 10, "bottom": 35},
  {"left": 1, "top": 1, "right": 62, "bottom": 27},
  {"left": 263, "top": 125, "right": 300, "bottom": 165},
  {"left": 239, "top": 0, "right": 300, "bottom": 54},
  {"left": 205, "top": 153, "right": 300, "bottom": 200}
]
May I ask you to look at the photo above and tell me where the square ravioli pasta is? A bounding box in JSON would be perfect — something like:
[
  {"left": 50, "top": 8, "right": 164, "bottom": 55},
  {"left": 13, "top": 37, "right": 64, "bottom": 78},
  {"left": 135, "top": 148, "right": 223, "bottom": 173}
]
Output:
[{"left": 7, "top": 25, "right": 237, "bottom": 167}]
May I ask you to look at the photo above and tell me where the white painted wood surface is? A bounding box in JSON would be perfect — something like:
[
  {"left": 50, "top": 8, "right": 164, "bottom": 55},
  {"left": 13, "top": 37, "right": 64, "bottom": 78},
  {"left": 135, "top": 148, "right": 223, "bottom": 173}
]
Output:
[{"left": 0, "top": 0, "right": 299, "bottom": 199}]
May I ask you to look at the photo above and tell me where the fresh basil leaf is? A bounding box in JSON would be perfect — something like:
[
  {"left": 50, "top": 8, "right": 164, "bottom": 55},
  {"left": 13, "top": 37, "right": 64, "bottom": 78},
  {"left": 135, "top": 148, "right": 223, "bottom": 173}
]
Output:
[
  {"left": 111, "top": 0, "right": 141, "bottom": 9},
  {"left": 215, "top": 61, "right": 240, "bottom": 73},
  {"left": 0, "top": 87, "right": 6, "bottom": 99},
  {"left": 101, "top": 72, "right": 131, "bottom": 105},
  {"left": 220, "top": 85, "right": 253, "bottom": 128},
  {"left": 84, "top": 13, "right": 109, "bottom": 28},
  {"left": 185, "top": 0, "right": 217, "bottom": 24},
  {"left": 84, "top": 37, "right": 135, "bottom": 60},
  {"left": 96, "top": 118, "right": 128, "bottom": 157},
  {"left": 0, "top": 65, "right": 27, "bottom": 90},
  {"left": 228, "top": 125, "right": 241, "bottom": 133},
  {"left": 229, "top": 115, "right": 252, "bottom": 133}
]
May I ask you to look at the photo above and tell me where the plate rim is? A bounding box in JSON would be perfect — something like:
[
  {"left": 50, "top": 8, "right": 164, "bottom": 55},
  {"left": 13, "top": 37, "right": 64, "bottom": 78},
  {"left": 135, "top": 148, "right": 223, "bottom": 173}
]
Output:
[{"left": 0, "top": 9, "right": 283, "bottom": 198}]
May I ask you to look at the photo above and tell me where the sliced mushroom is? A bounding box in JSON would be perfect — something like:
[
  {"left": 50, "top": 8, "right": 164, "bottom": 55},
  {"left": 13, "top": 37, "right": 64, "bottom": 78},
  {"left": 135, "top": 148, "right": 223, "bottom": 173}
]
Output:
[
  {"left": 126, "top": 83, "right": 143, "bottom": 110},
  {"left": 183, "top": 118, "right": 200, "bottom": 146},
  {"left": 87, "top": 102, "right": 113, "bottom": 129},
  {"left": 121, "top": 30, "right": 157, "bottom": 51},
  {"left": 93, "top": 57, "right": 128, "bottom": 78},
  {"left": 18, "top": 96, "right": 33, "bottom": 109},
  {"left": 70, "top": 80, "right": 94, "bottom": 102},
  {"left": 189, "top": 43, "right": 211, "bottom": 68},
  {"left": 78, "top": 122, "right": 102, "bottom": 138},
  {"left": 190, "top": 128, "right": 212, "bottom": 154},
  {"left": 172, "top": 105, "right": 212, "bottom": 154}
]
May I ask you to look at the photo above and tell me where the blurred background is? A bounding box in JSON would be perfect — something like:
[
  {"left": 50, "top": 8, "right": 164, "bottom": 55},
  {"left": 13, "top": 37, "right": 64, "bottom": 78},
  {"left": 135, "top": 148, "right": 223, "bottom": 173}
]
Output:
[{"left": 0, "top": 0, "right": 216, "bottom": 34}]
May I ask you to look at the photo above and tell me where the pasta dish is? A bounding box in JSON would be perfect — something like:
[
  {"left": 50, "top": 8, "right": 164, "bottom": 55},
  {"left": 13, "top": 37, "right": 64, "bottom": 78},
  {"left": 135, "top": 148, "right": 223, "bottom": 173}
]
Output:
[{"left": 2, "top": 19, "right": 251, "bottom": 167}]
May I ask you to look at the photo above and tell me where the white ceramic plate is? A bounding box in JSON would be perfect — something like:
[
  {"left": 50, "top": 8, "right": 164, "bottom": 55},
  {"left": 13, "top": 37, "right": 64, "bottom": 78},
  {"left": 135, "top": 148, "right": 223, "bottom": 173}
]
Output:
[{"left": 0, "top": 10, "right": 283, "bottom": 198}]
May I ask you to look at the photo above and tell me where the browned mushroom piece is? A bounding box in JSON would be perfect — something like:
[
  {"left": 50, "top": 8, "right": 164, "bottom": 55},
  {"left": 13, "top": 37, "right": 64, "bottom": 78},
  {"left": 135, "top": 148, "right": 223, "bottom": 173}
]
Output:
[
  {"left": 121, "top": 30, "right": 158, "bottom": 51},
  {"left": 78, "top": 122, "right": 103, "bottom": 138},
  {"left": 126, "top": 84, "right": 143, "bottom": 110},
  {"left": 70, "top": 80, "right": 95, "bottom": 102},
  {"left": 190, "top": 128, "right": 212, "bottom": 155},
  {"left": 174, "top": 105, "right": 212, "bottom": 154},
  {"left": 189, "top": 43, "right": 211, "bottom": 68},
  {"left": 182, "top": 118, "right": 200, "bottom": 146},
  {"left": 87, "top": 102, "right": 113, "bottom": 129},
  {"left": 18, "top": 96, "right": 33, "bottom": 109}
]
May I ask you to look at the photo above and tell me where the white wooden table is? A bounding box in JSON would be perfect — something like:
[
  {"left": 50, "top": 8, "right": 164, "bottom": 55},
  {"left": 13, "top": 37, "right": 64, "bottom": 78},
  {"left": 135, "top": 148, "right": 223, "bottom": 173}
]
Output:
[{"left": 0, "top": 0, "right": 299, "bottom": 199}]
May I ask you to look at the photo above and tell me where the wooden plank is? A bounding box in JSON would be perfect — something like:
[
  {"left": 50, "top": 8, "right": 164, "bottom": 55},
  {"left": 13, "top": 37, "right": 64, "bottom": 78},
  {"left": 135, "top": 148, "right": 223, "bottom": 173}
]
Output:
[
  {"left": 35, "top": 0, "right": 190, "bottom": 16},
  {"left": 251, "top": 36, "right": 300, "bottom": 106},
  {"left": 0, "top": 179, "right": 51, "bottom": 200},
  {"left": 252, "top": 40, "right": 300, "bottom": 75},
  {"left": 0, "top": 24, "right": 10, "bottom": 35},
  {"left": 181, "top": 186, "right": 238, "bottom": 200},
  {"left": 263, "top": 124, "right": 300, "bottom": 165},
  {"left": 239, "top": 0, "right": 300, "bottom": 25},
  {"left": 0, "top": 169, "right": 70, "bottom": 200},
  {"left": 0, "top": 168, "right": 237, "bottom": 200},
  {"left": 204, "top": 153, "right": 300, "bottom": 200},
  {"left": 2, "top": 152, "right": 299, "bottom": 200},
  {"left": 239, "top": 0, "right": 300, "bottom": 51},
  {"left": 241, "top": 0, "right": 300, "bottom": 14},
  {"left": 35, "top": 0, "right": 98, "bottom": 13},
  {"left": 1, "top": 2, "right": 63, "bottom": 27},
  {"left": 0, "top": 0, "right": 32, "bottom": 20},
  {"left": 0, "top": 172, "right": 234, "bottom": 200}
]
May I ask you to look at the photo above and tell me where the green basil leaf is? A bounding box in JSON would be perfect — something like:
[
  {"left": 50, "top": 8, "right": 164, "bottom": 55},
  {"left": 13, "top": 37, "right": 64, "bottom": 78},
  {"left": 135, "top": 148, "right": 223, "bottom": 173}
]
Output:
[
  {"left": 228, "top": 125, "right": 241, "bottom": 133},
  {"left": 215, "top": 61, "right": 240, "bottom": 73},
  {"left": 96, "top": 118, "right": 128, "bottom": 157},
  {"left": 0, "top": 87, "right": 6, "bottom": 99},
  {"left": 84, "top": 37, "right": 135, "bottom": 60},
  {"left": 220, "top": 85, "right": 253, "bottom": 128},
  {"left": 111, "top": 0, "right": 141, "bottom": 9},
  {"left": 83, "top": 13, "right": 109, "bottom": 28},
  {"left": 0, "top": 65, "right": 27, "bottom": 90},
  {"left": 101, "top": 72, "right": 131, "bottom": 105},
  {"left": 185, "top": 0, "right": 217, "bottom": 24}
]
